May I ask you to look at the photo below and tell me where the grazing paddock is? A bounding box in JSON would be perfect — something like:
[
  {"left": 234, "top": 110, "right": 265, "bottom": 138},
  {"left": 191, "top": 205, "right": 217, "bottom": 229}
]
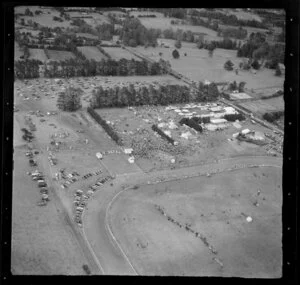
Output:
[
  {"left": 133, "top": 43, "right": 284, "bottom": 90},
  {"left": 219, "top": 24, "right": 268, "bottom": 38},
  {"left": 102, "top": 47, "right": 142, "bottom": 61},
  {"left": 47, "top": 50, "right": 76, "bottom": 61},
  {"left": 220, "top": 9, "right": 263, "bottom": 22},
  {"left": 16, "top": 6, "right": 72, "bottom": 28},
  {"left": 77, "top": 46, "right": 108, "bottom": 61},
  {"left": 28, "top": 48, "right": 48, "bottom": 61},
  {"left": 110, "top": 166, "right": 282, "bottom": 277},
  {"left": 239, "top": 97, "right": 284, "bottom": 116},
  {"left": 139, "top": 16, "right": 219, "bottom": 40}
]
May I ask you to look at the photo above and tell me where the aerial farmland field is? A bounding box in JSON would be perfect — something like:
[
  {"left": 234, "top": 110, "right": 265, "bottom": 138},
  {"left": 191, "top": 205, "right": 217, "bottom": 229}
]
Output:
[
  {"left": 77, "top": 46, "right": 108, "bottom": 61},
  {"left": 29, "top": 48, "right": 48, "bottom": 61},
  {"left": 109, "top": 165, "right": 282, "bottom": 277},
  {"left": 47, "top": 50, "right": 76, "bottom": 61},
  {"left": 102, "top": 47, "right": 142, "bottom": 61},
  {"left": 238, "top": 96, "right": 284, "bottom": 117},
  {"left": 133, "top": 42, "right": 284, "bottom": 90}
]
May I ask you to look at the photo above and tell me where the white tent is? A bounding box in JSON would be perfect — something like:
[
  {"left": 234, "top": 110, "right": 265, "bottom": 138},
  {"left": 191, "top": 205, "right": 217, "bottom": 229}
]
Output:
[
  {"left": 128, "top": 156, "right": 135, "bottom": 163},
  {"left": 96, "top": 152, "right": 103, "bottom": 159}
]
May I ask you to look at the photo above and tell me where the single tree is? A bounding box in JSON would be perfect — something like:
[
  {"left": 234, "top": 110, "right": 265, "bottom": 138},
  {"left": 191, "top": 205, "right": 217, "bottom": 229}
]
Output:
[
  {"left": 57, "top": 86, "right": 83, "bottom": 111},
  {"left": 275, "top": 64, "right": 282, "bottom": 76},
  {"left": 224, "top": 60, "right": 234, "bottom": 71},
  {"left": 174, "top": 39, "right": 182, "bottom": 49},
  {"left": 251, "top": 59, "right": 260, "bottom": 70},
  {"left": 172, "top": 49, "right": 180, "bottom": 59},
  {"left": 238, "top": 81, "right": 246, "bottom": 92}
]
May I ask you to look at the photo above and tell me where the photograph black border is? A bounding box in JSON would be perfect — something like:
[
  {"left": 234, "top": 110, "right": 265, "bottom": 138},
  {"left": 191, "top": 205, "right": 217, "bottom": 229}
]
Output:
[{"left": 1, "top": 0, "right": 299, "bottom": 284}]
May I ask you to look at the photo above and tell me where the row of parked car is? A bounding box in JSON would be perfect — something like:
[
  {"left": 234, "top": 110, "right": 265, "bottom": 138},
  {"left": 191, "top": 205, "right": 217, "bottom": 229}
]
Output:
[
  {"left": 73, "top": 175, "right": 114, "bottom": 227},
  {"left": 28, "top": 170, "right": 49, "bottom": 206}
]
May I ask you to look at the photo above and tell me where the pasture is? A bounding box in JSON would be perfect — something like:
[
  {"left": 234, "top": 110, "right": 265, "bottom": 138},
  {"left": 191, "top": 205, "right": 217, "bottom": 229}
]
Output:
[
  {"left": 102, "top": 47, "right": 142, "bottom": 61},
  {"left": 135, "top": 14, "right": 220, "bottom": 41},
  {"left": 134, "top": 42, "right": 284, "bottom": 90},
  {"left": 110, "top": 166, "right": 282, "bottom": 277},
  {"left": 77, "top": 46, "right": 108, "bottom": 61},
  {"left": 47, "top": 50, "right": 76, "bottom": 61},
  {"left": 220, "top": 9, "right": 263, "bottom": 22},
  {"left": 28, "top": 48, "right": 48, "bottom": 61},
  {"left": 16, "top": 6, "right": 72, "bottom": 28},
  {"left": 239, "top": 96, "right": 284, "bottom": 117}
]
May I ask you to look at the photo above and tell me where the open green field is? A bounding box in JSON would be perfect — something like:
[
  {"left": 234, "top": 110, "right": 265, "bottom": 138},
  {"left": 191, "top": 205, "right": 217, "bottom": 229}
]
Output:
[
  {"left": 102, "top": 47, "right": 142, "bottom": 61},
  {"left": 133, "top": 42, "right": 284, "bottom": 90},
  {"left": 47, "top": 50, "right": 76, "bottom": 61},
  {"left": 219, "top": 9, "right": 263, "bottom": 22},
  {"left": 15, "top": 6, "right": 72, "bottom": 28},
  {"left": 139, "top": 16, "right": 221, "bottom": 41},
  {"left": 239, "top": 96, "right": 284, "bottom": 117},
  {"left": 77, "top": 46, "right": 108, "bottom": 61},
  {"left": 28, "top": 48, "right": 48, "bottom": 61},
  {"left": 110, "top": 166, "right": 282, "bottom": 277}
]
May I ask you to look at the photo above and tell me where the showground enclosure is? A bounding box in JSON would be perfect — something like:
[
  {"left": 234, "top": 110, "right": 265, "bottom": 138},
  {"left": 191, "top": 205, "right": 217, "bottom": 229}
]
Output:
[{"left": 109, "top": 165, "right": 282, "bottom": 277}]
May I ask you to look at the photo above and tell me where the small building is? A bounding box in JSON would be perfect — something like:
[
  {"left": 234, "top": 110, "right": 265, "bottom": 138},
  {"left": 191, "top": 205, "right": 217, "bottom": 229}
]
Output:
[
  {"left": 128, "top": 156, "right": 135, "bottom": 163},
  {"left": 124, "top": 148, "right": 133, "bottom": 154},
  {"left": 241, "top": 128, "right": 251, "bottom": 135},
  {"left": 211, "top": 118, "right": 227, "bottom": 124}
]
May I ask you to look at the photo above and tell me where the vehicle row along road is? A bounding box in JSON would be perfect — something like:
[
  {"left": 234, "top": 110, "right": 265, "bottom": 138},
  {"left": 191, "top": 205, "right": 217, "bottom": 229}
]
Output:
[{"left": 83, "top": 155, "right": 282, "bottom": 275}]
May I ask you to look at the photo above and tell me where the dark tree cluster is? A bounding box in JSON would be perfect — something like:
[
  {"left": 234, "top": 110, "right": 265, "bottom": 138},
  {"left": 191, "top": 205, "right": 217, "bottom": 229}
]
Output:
[
  {"left": 224, "top": 60, "right": 234, "bottom": 71},
  {"left": 90, "top": 84, "right": 193, "bottom": 108},
  {"left": 162, "top": 28, "right": 195, "bottom": 43},
  {"left": 90, "top": 82, "right": 219, "bottom": 110},
  {"left": 57, "top": 86, "right": 83, "bottom": 112},
  {"left": 137, "top": 14, "right": 157, "bottom": 18},
  {"left": 87, "top": 107, "right": 123, "bottom": 146},
  {"left": 151, "top": 125, "right": 175, "bottom": 145},
  {"left": 224, "top": 113, "right": 246, "bottom": 121},
  {"left": 95, "top": 23, "right": 116, "bottom": 41},
  {"left": 237, "top": 32, "right": 285, "bottom": 69},
  {"left": 14, "top": 59, "right": 41, "bottom": 79},
  {"left": 189, "top": 16, "right": 219, "bottom": 32},
  {"left": 263, "top": 111, "right": 284, "bottom": 123},
  {"left": 218, "top": 27, "right": 247, "bottom": 40},
  {"left": 189, "top": 9, "right": 268, "bottom": 29},
  {"left": 179, "top": 118, "right": 203, "bottom": 132},
  {"left": 15, "top": 58, "right": 168, "bottom": 79},
  {"left": 120, "top": 18, "right": 159, "bottom": 47},
  {"left": 151, "top": 8, "right": 186, "bottom": 19}
]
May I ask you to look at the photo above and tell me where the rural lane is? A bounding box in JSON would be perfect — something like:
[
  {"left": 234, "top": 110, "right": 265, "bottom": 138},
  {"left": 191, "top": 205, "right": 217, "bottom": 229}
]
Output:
[{"left": 83, "top": 155, "right": 282, "bottom": 275}]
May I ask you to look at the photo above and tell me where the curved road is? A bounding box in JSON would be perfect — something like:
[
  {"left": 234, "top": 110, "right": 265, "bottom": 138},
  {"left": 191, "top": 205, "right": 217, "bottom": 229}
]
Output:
[{"left": 82, "top": 155, "right": 282, "bottom": 275}]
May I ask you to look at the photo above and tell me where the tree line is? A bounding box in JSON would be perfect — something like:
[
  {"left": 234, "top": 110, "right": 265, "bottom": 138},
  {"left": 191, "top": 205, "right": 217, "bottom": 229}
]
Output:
[
  {"left": 87, "top": 107, "right": 123, "bottom": 146},
  {"left": 14, "top": 57, "right": 169, "bottom": 79},
  {"left": 90, "top": 82, "right": 219, "bottom": 109},
  {"left": 189, "top": 9, "right": 268, "bottom": 29},
  {"left": 237, "top": 32, "right": 285, "bottom": 68}
]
